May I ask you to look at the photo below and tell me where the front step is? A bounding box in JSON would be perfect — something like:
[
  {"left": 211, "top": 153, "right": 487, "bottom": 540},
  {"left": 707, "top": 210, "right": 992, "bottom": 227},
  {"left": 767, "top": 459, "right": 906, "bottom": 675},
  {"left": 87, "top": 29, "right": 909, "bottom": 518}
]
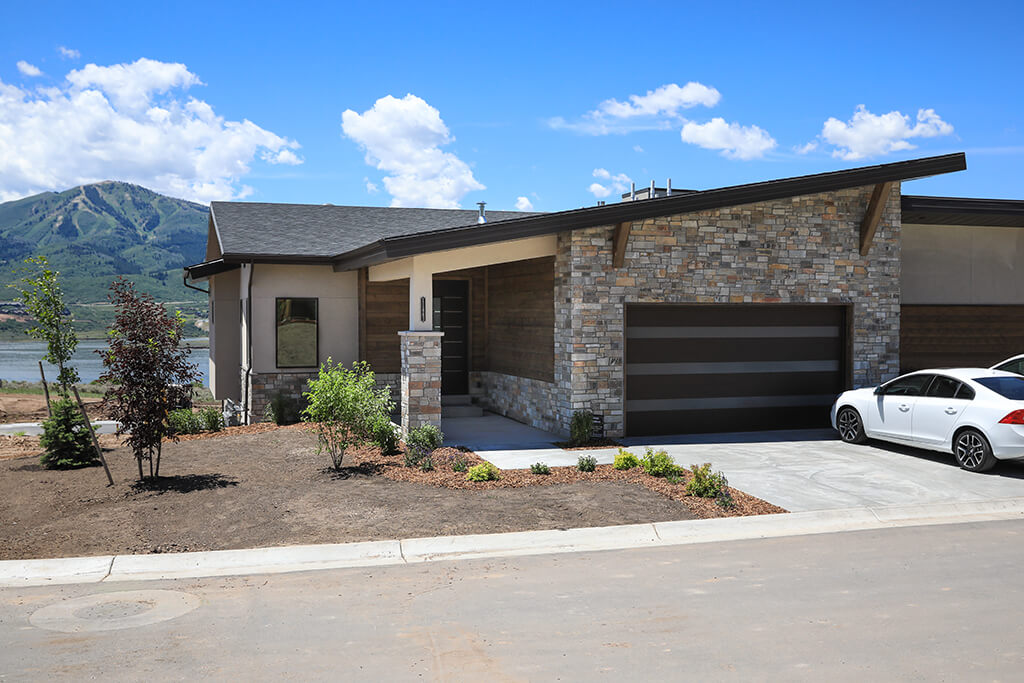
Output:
[{"left": 441, "top": 395, "right": 483, "bottom": 417}]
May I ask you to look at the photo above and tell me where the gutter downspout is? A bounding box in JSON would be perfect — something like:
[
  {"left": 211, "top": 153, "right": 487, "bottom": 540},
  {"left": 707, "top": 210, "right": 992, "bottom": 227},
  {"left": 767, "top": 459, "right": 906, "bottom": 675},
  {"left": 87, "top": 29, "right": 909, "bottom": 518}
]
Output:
[
  {"left": 242, "top": 261, "right": 255, "bottom": 424},
  {"left": 182, "top": 271, "right": 209, "bottom": 295}
]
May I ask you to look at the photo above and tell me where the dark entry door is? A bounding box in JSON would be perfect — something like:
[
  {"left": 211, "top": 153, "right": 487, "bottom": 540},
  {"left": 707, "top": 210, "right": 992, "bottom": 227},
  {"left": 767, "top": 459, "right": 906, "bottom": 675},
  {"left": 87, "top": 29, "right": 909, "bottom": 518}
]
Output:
[
  {"left": 433, "top": 280, "right": 469, "bottom": 395},
  {"left": 625, "top": 304, "right": 847, "bottom": 436}
]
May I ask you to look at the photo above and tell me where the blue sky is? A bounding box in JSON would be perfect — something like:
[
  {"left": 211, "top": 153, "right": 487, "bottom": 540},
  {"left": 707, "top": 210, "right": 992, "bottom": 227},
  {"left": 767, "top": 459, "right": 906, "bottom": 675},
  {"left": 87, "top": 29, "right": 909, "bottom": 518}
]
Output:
[{"left": 1, "top": 0, "right": 1022, "bottom": 210}]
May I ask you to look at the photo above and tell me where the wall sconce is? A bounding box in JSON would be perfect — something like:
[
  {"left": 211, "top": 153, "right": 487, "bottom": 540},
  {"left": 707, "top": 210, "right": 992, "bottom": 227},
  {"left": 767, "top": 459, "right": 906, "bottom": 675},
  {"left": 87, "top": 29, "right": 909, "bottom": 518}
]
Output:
[{"left": 420, "top": 296, "right": 426, "bottom": 323}]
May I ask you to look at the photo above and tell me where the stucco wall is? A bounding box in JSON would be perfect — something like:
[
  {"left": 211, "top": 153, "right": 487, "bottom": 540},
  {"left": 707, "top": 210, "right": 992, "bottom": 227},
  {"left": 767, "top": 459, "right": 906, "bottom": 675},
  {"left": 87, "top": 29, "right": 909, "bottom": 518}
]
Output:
[
  {"left": 902, "top": 223, "right": 1024, "bottom": 304},
  {"left": 249, "top": 264, "right": 359, "bottom": 373},
  {"left": 553, "top": 184, "right": 902, "bottom": 438},
  {"left": 209, "top": 268, "right": 241, "bottom": 401}
]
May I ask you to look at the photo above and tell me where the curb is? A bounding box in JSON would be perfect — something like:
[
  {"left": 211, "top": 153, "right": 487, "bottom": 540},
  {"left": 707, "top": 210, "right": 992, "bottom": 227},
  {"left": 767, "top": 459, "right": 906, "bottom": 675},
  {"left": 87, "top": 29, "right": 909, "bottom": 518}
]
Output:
[{"left": 3, "top": 498, "right": 1024, "bottom": 588}]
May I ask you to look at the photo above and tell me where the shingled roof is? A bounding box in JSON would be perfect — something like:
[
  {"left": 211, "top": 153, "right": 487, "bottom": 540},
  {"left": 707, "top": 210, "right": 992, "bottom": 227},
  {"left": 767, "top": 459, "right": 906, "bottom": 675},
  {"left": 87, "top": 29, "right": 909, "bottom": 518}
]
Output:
[{"left": 210, "top": 203, "right": 540, "bottom": 260}]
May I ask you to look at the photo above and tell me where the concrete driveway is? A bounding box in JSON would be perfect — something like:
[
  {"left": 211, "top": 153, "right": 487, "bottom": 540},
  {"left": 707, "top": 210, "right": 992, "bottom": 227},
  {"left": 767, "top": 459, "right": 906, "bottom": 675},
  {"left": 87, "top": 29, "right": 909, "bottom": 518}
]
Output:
[{"left": 444, "top": 416, "right": 1024, "bottom": 512}]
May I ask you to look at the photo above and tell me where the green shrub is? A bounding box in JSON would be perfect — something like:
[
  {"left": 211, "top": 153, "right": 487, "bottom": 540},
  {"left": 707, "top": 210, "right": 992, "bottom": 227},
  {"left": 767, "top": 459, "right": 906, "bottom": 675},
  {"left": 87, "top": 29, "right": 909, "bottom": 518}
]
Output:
[
  {"left": 404, "top": 424, "right": 444, "bottom": 468},
  {"left": 199, "top": 407, "right": 224, "bottom": 432},
  {"left": 613, "top": 449, "right": 640, "bottom": 470},
  {"left": 39, "top": 398, "right": 97, "bottom": 469},
  {"left": 167, "top": 408, "right": 202, "bottom": 435},
  {"left": 530, "top": 462, "right": 551, "bottom": 475},
  {"left": 577, "top": 454, "right": 597, "bottom": 472},
  {"left": 372, "top": 418, "right": 399, "bottom": 455},
  {"left": 265, "top": 391, "right": 302, "bottom": 425},
  {"left": 569, "top": 410, "right": 594, "bottom": 446},
  {"left": 640, "top": 448, "right": 682, "bottom": 477},
  {"left": 452, "top": 453, "right": 469, "bottom": 472},
  {"left": 466, "top": 461, "right": 500, "bottom": 482},
  {"left": 302, "top": 359, "right": 394, "bottom": 470},
  {"left": 686, "top": 463, "right": 730, "bottom": 498},
  {"left": 419, "top": 455, "right": 434, "bottom": 472}
]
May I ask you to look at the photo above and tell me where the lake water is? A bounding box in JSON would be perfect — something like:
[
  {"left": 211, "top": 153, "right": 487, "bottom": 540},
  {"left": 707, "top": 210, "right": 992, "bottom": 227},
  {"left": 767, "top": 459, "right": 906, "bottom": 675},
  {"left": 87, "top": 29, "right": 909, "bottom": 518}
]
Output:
[{"left": 0, "top": 338, "right": 210, "bottom": 385}]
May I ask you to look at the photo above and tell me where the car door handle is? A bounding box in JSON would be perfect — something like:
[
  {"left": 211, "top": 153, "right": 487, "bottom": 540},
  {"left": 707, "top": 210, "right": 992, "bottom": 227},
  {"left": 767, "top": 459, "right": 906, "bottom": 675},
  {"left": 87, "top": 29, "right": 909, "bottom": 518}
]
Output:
[
  {"left": 945, "top": 407, "right": 958, "bottom": 415},
  {"left": 898, "top": 404, "right": 911, "bottom": 412}
]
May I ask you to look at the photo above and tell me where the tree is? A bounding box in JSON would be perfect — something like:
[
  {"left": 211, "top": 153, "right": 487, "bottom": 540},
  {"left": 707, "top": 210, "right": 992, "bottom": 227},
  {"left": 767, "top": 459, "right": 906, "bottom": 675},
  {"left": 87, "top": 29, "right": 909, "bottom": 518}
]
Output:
[
  {"left": 10, "top": 256, "right": 79, "bottom": 393},
  {"left": 100, "top": 277, "right": 199, "bottom": 480}
]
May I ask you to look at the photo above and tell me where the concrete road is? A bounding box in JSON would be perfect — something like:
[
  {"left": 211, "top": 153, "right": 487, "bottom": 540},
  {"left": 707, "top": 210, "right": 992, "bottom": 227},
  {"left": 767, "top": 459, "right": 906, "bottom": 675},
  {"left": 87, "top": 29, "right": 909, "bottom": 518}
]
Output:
[{"left": 3, "top": 520, "right": 1024, "bottom": 681}]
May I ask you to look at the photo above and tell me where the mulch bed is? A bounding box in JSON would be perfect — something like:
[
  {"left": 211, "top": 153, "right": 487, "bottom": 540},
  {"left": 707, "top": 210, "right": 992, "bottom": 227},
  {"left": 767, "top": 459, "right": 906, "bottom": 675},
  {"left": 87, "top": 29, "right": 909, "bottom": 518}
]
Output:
[{"left": 341, "top": 436, "right": 783, "bottom": 519}]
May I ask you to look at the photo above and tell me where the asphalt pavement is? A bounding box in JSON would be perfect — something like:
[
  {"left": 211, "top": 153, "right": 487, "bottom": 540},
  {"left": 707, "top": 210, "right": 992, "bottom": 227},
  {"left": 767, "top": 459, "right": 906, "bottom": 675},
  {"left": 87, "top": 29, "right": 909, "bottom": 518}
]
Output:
[{"left": 2, "top": 519, "right": 1023, "bottom": 680}]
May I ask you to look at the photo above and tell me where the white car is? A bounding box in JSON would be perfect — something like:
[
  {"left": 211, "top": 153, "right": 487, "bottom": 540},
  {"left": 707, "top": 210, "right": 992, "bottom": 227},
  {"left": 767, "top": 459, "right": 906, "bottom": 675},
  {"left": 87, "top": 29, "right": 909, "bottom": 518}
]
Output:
[
  {"left": 830, "top": 368, "right": 1024, "bottom": 472},
  {"left": 992, "top": 354, "right": 1024, "bottom": 376}
]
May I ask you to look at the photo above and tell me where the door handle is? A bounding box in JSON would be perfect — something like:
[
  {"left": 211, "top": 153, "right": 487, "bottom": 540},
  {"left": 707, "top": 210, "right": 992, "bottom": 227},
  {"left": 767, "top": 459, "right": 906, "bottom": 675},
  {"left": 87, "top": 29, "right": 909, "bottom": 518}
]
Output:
[
  {"left": 945, "top": 407, "right": 958, "bottom": 415},
  {"left": 898, "top": 404, "right": 911, "bottom": 412}
]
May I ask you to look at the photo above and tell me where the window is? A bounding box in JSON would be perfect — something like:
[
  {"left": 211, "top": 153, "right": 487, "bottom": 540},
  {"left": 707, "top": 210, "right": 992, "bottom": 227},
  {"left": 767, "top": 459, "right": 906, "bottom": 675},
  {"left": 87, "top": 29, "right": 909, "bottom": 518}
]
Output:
[
  {"left": 974, "top": 376, "right": 1024, "bottom": 400},
  {"left": 995, "top": 358, "right": 1024, "bottom": 377},
  {"left": 880, "top": 374, "right": 933, "bottom": 397},
  {"left": 276, "top": 297, "right": 318, "bottom": 368},
  {"left": 925, "top": 376, "right": 961, "bottom": 399}
]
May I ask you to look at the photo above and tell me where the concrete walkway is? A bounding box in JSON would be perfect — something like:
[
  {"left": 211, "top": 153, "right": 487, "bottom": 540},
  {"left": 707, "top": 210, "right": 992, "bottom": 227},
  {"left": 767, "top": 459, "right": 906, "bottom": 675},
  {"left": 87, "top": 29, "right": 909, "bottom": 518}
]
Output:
[{"left": 0, "top": 419, "right": 120, "bottom": 436}]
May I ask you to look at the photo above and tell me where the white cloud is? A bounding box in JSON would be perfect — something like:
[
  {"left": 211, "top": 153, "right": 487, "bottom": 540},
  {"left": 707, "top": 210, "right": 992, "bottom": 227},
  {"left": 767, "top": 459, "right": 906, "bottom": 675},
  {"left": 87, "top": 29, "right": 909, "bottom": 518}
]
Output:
[
  {"left": 588, "top": 168, "right": 631, "bottom": 198},
  {"left": 548, "top": 82, "right": 720, "bottom": 135},
  {"left": 820, "top": 105, "right": 954, "bottom": 160},
  {"left": 794, "top": 141, "right": 818, "bottom": 155},
  {"left": 364, "top": 177, "right": 379, "bottom": 194},
  {"left": 633, "top": 145, "right": 644, "bottom": 153},
  {"left": 342, "top": 93, "right": 484, "bottom": 209},
  {"left": 0, "top": 58, "right": 302, "bottom": 203},
  {"left": 680, "top": 118, "right": 777, "bottom": 160},
  {"left": 514, "top": 195, "right": 533, "bottom": 211},
  {"left": 67, "top": 58, "right": 201, "bottom": 111},
  {"left": 58, "top": 46, "right": 80, "bottom": 59},
  {"left": 598, "top": 82, "right": 721, "bottom": 118},
  {"left": 16, "top": 61, "right": 42, "bottom": 77}
]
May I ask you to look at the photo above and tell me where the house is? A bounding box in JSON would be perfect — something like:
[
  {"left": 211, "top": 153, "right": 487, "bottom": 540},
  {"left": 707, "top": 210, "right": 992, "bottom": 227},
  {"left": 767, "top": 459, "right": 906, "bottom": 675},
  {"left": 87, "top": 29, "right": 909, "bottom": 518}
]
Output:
[{"left": 184, "top": 152, "right": 1023, "bottom": 438}]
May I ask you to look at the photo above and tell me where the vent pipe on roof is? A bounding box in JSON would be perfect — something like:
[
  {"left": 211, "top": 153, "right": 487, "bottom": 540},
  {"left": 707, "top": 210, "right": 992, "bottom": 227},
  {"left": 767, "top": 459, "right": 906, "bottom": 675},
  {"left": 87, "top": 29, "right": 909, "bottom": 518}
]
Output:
[
  {"left": 630, "top": 183, "right": 636, "bottom": 201},
  {"left": 667, "top": 178, "right": 672, "bottom": 196},
  {"left": 597, "top": 201, "right": 605, "bottom": 206},
  {"left": 650, "top": 180, "right": 655, "bottom": 198},
  {"left": 477, "top": 202, "right": 487, "bottom": 224}
]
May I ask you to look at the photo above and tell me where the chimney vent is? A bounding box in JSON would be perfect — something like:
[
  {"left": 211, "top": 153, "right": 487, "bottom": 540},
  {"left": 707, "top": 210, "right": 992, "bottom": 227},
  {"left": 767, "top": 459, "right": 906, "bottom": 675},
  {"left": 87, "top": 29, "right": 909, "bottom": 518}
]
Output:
[
  {"left": 630, "top": 182, "right": 636, "bottom": 201},
  {"left": 477, "top": 202, "right": 487, "bottom": 224},
  {"left": 667, "top": 178, "right": 672, "bottom": 196}
]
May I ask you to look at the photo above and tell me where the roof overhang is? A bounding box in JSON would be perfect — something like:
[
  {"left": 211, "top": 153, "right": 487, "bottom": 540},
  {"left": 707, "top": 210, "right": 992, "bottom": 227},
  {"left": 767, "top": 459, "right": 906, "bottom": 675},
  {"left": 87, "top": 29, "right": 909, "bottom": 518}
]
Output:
[
  {"left": 183, "top": 258, "right": 241, "bottom": 283},
  {"left": 901, "top": 194, "right": 1024, "bottom": 227},
  {"left": 331, "top": 152, "right": 967, "bottom": 271}
]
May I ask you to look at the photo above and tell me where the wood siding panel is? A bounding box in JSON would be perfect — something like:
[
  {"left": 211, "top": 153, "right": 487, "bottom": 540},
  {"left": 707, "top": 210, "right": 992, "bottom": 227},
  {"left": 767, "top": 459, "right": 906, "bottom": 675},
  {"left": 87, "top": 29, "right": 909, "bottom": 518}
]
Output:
[
  {"left": 436, "top": 267, "right": 486, "bottom": 373},
  {"left": 364, "top": 278, "right": 408, "bottom": 373},
  {"left": 486, "top": 257, "right": 555, "bottom": 382},
  {"left": 900, "top": 305, "right": 1024, "bottom": 371}
]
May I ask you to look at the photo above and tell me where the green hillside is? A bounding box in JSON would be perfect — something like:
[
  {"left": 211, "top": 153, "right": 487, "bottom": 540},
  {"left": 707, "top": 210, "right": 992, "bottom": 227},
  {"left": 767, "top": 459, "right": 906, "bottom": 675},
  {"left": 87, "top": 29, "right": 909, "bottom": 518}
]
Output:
[{"left": 0, "top": 181, "right": 209, "bottom": 304}]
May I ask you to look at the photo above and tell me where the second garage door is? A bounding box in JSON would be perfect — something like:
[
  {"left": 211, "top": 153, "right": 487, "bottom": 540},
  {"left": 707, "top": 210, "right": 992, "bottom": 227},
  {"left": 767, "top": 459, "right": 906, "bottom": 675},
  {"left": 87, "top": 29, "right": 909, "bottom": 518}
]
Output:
[{"left": 625, "top": 304, "right": 848, "bottom": 436}]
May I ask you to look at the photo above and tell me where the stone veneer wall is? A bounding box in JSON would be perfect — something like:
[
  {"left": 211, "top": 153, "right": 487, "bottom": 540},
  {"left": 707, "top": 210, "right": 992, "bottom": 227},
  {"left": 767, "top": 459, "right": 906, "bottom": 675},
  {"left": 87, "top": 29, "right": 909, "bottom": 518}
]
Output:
[
  {"left": 479, "top": 371, "right": 562, "bottom": 436},
  {"left": 399, "top": 331, "right": 443, "bottom": 434},
  {"left": 244, "top": 370, "right": 315, "bottom": 423},
  {"left": 553, "top": 184, "right": 902, "bottom": 438}
]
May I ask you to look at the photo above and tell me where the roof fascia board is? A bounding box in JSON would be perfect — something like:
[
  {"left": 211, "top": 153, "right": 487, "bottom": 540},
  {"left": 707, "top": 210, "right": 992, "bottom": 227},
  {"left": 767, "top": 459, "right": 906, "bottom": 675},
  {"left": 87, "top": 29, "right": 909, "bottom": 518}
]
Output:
[{"left": 331, "top": 153, "right": 966, "bottom": 270}]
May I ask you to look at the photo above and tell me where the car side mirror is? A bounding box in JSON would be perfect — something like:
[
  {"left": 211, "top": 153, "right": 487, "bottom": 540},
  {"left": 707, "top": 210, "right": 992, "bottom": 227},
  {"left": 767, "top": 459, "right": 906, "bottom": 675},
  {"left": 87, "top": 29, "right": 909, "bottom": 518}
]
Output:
[{"left": 873, "top": 386, "right": 885, "bottom": 396}]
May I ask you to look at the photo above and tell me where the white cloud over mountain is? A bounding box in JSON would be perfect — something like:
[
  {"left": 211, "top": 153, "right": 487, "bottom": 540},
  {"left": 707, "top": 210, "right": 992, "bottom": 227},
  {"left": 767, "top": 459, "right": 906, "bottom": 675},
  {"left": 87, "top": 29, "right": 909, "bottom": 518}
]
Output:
[
  {"left": 342, "top": 93, "right": 484, "bottom": 209},
  {"left": 0, "top": 57, "right": 302, "bottom": 203}
]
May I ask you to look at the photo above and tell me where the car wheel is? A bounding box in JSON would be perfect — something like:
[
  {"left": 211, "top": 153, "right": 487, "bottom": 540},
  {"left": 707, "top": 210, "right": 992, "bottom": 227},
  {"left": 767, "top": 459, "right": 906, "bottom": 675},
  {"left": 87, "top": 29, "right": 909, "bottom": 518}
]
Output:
[
  {"left": 953, "top": 429, "right": 997, "bottom": 473},
  {"left": 836, "top": 407, "right": 867, "bottom": 444}
]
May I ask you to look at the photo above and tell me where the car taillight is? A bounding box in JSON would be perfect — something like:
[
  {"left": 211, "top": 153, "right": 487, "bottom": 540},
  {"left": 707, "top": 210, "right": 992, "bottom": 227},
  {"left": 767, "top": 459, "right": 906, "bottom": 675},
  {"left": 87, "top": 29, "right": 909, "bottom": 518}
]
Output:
[{"left": 998, "top": 410, "right": 1024, "bottom": 424}]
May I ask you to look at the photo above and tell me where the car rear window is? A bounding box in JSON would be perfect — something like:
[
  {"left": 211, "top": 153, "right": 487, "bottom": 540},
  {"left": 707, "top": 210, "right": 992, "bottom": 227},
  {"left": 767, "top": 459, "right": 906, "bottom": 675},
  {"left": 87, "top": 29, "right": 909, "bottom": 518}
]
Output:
[{"left": 974, "top": 377, "right": 1024, "bottom": 400}]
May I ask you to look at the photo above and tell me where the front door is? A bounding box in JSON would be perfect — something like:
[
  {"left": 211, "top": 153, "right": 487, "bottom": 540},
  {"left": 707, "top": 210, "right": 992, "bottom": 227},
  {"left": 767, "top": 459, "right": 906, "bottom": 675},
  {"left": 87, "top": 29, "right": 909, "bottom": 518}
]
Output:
[{"left": 432, "top": 280, "right": 469, "bottom": 395}]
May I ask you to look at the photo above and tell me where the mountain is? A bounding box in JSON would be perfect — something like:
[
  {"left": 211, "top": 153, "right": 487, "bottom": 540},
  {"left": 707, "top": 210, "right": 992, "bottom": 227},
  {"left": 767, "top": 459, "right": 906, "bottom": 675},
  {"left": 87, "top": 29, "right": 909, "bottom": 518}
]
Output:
[{"left": 0, "top": 181, "right": 209, "bottom": 303}]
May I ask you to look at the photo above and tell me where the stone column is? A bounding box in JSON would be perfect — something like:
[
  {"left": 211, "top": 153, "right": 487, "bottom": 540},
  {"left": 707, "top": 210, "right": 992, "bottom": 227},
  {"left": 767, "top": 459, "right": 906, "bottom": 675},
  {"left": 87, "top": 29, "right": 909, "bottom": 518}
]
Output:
[{"left": 399, "top": 330, "right": 444, "bottom": 435}]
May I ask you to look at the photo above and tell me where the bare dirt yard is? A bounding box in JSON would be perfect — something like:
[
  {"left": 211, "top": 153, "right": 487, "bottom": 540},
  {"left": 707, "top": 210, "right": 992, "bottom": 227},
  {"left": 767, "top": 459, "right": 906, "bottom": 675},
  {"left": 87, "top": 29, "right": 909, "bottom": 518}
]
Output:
[
  {"left": 0, "top": 391, "right": 106, "bottom": 424},
  {"left": 0, "top": 425, "right": 785, "bottom": 560}
]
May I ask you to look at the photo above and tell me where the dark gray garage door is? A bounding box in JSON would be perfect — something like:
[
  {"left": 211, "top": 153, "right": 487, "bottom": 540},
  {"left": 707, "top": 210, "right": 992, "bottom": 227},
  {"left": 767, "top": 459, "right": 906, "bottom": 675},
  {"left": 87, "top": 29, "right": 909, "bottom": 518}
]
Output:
[{"left": 625, "top": 304, "right": 848, "bottom": 436}]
